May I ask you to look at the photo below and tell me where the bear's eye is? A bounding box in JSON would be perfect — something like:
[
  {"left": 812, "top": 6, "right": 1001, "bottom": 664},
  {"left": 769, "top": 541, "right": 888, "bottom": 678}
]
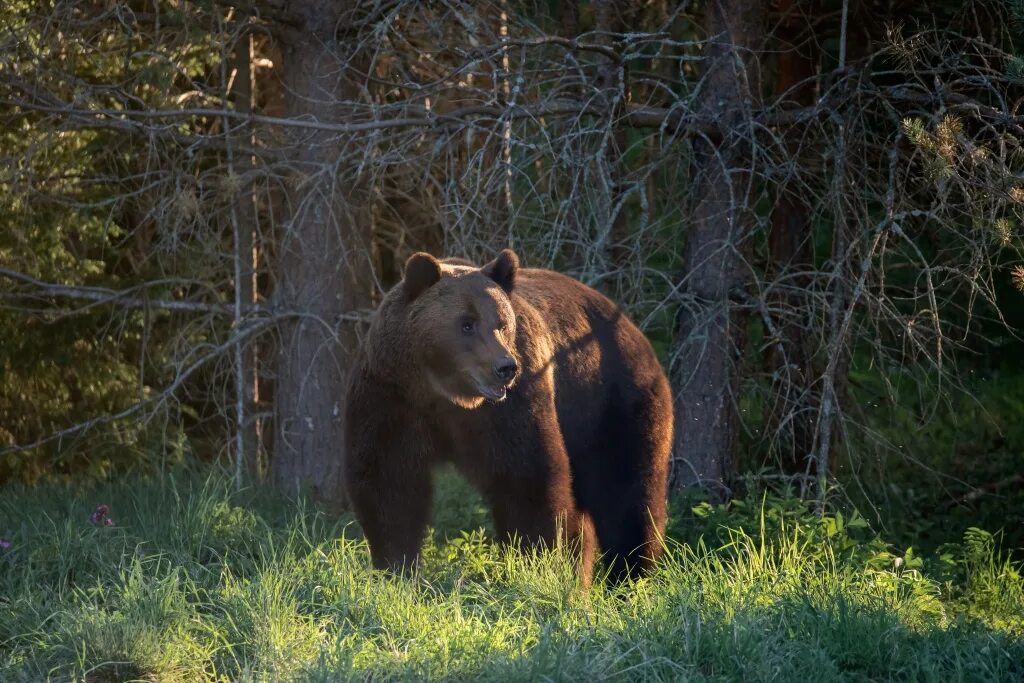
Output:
[{"left": 460, "top": 319, "right": 475, "bottom": 335}]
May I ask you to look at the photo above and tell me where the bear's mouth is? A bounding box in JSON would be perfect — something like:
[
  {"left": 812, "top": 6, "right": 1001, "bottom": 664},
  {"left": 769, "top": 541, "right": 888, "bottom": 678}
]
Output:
[{"left": 474, "top": 379, "right": 508, "bottom": 403}]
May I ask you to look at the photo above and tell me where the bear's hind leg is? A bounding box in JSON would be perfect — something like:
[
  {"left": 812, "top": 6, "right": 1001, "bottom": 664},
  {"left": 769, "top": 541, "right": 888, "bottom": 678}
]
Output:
[
  {"left": 587, "top": 389, "right": 670, "bottom": 583},
  {"left": 590, "top": 494, "right": 663, "bottom": 583}
]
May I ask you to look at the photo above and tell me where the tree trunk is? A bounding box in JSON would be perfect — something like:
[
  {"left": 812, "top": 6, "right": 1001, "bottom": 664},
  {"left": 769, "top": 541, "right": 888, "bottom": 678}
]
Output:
[
  {"left": 555, "top": 0, "right": 583, "bottom": 269},
  {"left": 594, "top": 0, "right": 632, "bottom": 299},
  {"left": 671, "top": 0, "right": 763, "bottom": 500},
  {"left": 232, "top": 31, "right": 262, "bottom": 483},
  {"left": 764, "top": 0, "right": 817, "bottom": 481},
  {"left": 270, "top": 2, "right": 372, "bottom": 510}
]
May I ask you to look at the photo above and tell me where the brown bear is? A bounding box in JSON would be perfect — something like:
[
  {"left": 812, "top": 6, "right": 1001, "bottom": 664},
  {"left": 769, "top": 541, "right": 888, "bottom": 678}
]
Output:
[{"left": 343, "top": 249, "right": 673, "bottom": 584}]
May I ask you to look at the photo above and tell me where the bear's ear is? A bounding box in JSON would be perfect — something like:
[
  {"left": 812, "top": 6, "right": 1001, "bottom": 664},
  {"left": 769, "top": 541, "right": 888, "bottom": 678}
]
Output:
[
  {"left": 482, "top": 249, "right": 518, "bottom": 294},
  {"left": 402, "top": 252, "right": 442, "bottom": 300}
]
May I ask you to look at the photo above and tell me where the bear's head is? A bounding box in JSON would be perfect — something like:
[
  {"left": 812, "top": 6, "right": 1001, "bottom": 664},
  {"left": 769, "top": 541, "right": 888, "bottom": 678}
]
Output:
[{"left": 378, "top": 249, "right": 521, "bottom": 409}]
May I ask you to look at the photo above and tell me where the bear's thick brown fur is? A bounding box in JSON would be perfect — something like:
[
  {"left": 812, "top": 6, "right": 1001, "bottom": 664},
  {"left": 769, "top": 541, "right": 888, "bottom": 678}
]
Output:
[{"left": 343, "top": 250, "right": 673, "bottom": 583}]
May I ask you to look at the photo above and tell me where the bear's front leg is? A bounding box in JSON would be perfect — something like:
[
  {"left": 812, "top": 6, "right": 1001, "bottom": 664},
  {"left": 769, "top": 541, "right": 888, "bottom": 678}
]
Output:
[
  {"left": 476, "top": 387, "right": 592, "bottom": 584},
  {"left": 344, "top": 386, "right": 433, "bottom": 573},
  {"left": 346, "top": 450, "right": 432, "bottom": 573},
  {"left": 485, "top": 464, "right": 577, "bottom": 547},
  {"left": 483, "top": 452, "right": 593, "bottom": 588}
]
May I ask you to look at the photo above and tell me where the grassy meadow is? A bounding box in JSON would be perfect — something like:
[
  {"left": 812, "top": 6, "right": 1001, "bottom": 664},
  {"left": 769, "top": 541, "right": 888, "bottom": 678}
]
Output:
[{"left": 0, "top": 466, "right": 1022, "bottom": 682}]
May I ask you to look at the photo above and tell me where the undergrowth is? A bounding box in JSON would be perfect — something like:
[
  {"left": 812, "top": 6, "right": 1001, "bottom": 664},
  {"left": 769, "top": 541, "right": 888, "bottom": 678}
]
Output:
[{"left": 0, "top": 465, "right": 1021, "bottom": 682}]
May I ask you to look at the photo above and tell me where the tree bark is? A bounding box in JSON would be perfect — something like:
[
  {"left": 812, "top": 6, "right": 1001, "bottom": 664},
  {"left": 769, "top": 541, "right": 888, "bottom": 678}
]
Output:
[
  {"left": 764, "top": 0, "right": 817, "bottom": 480},
  {"left": 270, "top": 2, "right": 372, "bottom": 510},
  {"left": 671, "top": 0, "right": 763, "bottom": 500},
  {"left": 594, "top": 0, "right": 632, "bottom": 298},
  {"left": 554, "top": 0, "right": 583, "bottom": 269}
]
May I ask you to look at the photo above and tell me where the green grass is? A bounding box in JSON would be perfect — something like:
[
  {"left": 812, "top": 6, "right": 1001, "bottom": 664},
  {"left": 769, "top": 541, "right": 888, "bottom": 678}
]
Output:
[{"left": 1, "top": 467, "right": 1022, "bottom": 682}]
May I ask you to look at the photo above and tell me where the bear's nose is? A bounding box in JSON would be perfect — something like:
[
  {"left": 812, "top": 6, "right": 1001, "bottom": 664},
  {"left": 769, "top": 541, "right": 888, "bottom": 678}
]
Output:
[{"left": 494, "top": 357, "right": 518, "bottom": 382}]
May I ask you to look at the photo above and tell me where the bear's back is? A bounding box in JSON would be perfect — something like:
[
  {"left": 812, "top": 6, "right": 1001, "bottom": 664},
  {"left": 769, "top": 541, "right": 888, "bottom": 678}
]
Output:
[{"left": 510, "top": 267, "right": 669, "bottom": 463}]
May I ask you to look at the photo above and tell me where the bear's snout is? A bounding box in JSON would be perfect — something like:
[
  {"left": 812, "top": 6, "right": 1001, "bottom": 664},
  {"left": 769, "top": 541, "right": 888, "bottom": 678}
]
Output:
[{"left": 494, "top": 357, "right": 518, "bottom": 384}]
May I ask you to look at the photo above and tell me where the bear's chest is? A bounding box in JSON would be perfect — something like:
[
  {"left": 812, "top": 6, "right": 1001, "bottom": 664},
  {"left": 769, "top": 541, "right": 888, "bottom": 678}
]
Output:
[{"left": 422, "top": 402, "right": 507, "bottom": 468}]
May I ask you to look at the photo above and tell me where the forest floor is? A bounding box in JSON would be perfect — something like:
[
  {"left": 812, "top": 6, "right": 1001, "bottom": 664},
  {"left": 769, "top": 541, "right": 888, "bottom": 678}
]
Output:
[{"left": 1, "top": 466, "right": 1022, "bottom": 682}]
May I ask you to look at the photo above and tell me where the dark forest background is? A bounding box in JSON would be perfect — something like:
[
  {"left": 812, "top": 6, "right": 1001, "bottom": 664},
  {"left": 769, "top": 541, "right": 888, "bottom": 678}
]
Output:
[{"left": 2, "top": 0, "right": 1024, "bottom": 553}]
